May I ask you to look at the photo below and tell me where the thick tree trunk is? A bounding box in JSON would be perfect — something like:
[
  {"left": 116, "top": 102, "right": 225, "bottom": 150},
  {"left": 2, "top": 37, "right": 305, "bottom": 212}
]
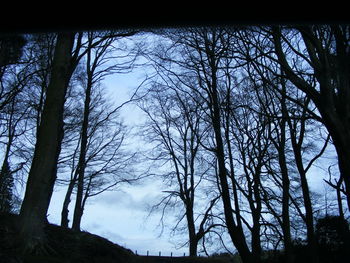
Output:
[
  {"left": 186, "top": 204, "right": 198, "bottom": 257},
  {"left": 19, "top": 32, "right": 75, "bottom": 249},
  {"left": 327, "top": 127, "right": 350, "bottom": 211}
]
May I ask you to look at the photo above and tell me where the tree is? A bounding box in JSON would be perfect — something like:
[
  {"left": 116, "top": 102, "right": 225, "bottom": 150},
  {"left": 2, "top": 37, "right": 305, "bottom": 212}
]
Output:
[
  {"left": 0, "top": 34, "right": 56, "bottom": 215},
  {"left": 151, "top": 27, "right": 259, "bottom": 263},
  {"left": 0, "top": 34, "right": 26, "bottom": 81},
  {"left": 226, "top": 81, "right": 271, "bottom": 261},
  {"left": 19, "top": 32, "right": 76, "bottom": 251},
  {"left": 0, "top": 159, "right": 14, "bottom": 212},
  {"left": 139, "top": 80, "right": 220, "bottom": 256},
  {"left": 234, "top": 26, "right": 344, "bottom": 262},
  {"left": 285, "top": 94, "right": 331, "bottom": 263},
  {"left": 271, "top": 25, "right": 350, "bottom": 211},
  {"left": 59, "top": 31, "right": 141, "bottom": 230},
  {"left": 323, "top": 171, "right": 347, "bottom": 220},
  {"left": 0, "top": 94, "right": 28, "bottom": 213},
  {"left": 70, "top": 32, "right": 104, "bottom": 231}
]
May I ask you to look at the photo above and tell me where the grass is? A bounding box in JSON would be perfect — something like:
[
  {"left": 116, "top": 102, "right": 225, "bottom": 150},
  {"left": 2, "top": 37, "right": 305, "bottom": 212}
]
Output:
[
  {"left": 0, "top": 212, "right": 232, "bottom": 263},
  {"left": 0, "top": 212, "right": 136, "bottom": 263}
]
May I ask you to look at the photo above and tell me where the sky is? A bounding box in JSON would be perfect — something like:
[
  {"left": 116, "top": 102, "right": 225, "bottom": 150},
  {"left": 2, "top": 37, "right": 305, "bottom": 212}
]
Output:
[
  {"left": 35, "top": 32, "right": 344, "bottom": 258},
  {"left": 45, "top": 62, "right": 339, "bottom": 257},
  {"left": 47, "top": 68, "right": 191, "bottom": 257}
]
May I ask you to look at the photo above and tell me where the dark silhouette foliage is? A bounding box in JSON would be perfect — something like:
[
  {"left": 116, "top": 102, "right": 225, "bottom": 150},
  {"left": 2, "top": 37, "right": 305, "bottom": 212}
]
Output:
[
  {"left": 0, "top": 160, "right": 14, "bottom": 213},
  {"left": 260, "top": 215, "right": 350, "bottom": 263},
  {"left": 0, "top": 34, "right": 26, "bottom": 68},
  {"left": 315, "top": 215, "right": 350, "bottom": 263}
]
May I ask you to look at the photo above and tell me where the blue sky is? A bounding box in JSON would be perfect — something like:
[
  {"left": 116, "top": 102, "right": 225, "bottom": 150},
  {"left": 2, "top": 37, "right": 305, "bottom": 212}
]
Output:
[
  {"left": 43, "top": 32, "right": 343, "bottom": 257},
  {"left": 47, "top": 56, "right": 341, "bottom": 257},
  {"left": 47, "top": 68, "right": 191, "bottom": 257}
]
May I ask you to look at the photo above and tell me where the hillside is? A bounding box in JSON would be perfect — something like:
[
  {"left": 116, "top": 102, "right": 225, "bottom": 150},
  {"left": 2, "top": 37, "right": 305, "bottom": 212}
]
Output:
[
  {"left": 0, "top": 212, "right": 136, "bottom": 263},
  {"left": 0, "top": 213, "right": 231, "bottom": 263}
]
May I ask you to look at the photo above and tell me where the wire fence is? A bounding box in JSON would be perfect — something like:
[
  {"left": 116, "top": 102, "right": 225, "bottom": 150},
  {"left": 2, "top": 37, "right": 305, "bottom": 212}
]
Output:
[{"left": 134, "top": 250, "right": 187, "bottom": 257}]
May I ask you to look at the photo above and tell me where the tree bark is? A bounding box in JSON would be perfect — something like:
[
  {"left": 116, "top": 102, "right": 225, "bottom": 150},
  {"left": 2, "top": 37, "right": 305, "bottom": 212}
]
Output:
[
  {"left": 61, "top": 171, "right": 78, "bottom": 228},
  {"left": 186, "top": 203, "right": 198, "bottom": 257},
  {"left": 19, "top": 32, "right": 75, "bottom": 249},
  {"left": 278, "top": 84, "right": 293, "bottom": 263},
  {"left": 72, "top": 45, "right": 93, "bottom": 231}
]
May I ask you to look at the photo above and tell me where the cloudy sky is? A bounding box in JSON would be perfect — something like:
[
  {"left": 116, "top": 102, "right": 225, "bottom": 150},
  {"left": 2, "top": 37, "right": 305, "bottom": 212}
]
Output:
[
  {"left": 44, "top": 34, "right": 339, "bottom": 258},
  {"left": 48, "top": 177, "right": 184, "bottom": 256},
  {"left": 46, "top": 67, "right": 191, "bottom": 257}
]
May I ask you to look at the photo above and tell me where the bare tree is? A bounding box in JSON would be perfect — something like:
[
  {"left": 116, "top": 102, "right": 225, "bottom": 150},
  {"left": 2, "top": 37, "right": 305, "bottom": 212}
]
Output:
[
  {"left": 18, "top": 29, "right": 139, "bottom": 250},
  {"left": 234, "top": 26, "right": 343, "bottom": 262},
  {"left": 149, "top": 27, "right": 261, "bottom": 263},
  {"left": 0, "top": 92, "right": 28, "bottom": 212},
  {"left": 226, "top": 83, "right": 271, "bottom": 261},
  {"left": 56, "top": 31, "right": 141, "bottom": 231},
  {"left": 271, "top": 25, "right": 350, "bottom": 211},
  {"left": 19, "top": 32, "right": 76, "bottom": 251},
  {"left": 138, "top": 79, "right": 220, "bottom": 256},
  {"left": 0, "top": 34, "right": 27, "bottom": 111}
]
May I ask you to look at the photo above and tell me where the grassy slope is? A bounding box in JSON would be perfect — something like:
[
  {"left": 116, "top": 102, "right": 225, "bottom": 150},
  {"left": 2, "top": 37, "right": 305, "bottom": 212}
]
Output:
[
  {"left": 0, "top": 212, "right": 136, "bottom": 263},
  {"left": 0, "top": 213, "right": 231, "bottom": 263}
]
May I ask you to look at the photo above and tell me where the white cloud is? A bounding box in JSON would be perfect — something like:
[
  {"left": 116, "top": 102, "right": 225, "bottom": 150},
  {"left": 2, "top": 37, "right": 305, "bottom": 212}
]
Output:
[{"left": 47, "top": 153, "right": 188, "bottom": 257}]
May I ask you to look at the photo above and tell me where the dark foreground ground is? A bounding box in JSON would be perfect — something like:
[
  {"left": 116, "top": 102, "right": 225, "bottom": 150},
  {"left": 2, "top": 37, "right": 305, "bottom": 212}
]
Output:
[{"left": 0, "top": 213, "right": 230, "bottom": 263}]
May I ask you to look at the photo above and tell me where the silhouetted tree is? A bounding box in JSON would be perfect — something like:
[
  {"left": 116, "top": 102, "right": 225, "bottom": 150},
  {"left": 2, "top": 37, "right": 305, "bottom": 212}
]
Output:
[
  {"left": 19, "top": 32, "right": 76, "bottom": 251},
  {"left": 153, "top": 27, "right": 257, "bottom": 263},
  {"left": 271, "top": 25, "right": 350, "bottom": 211},
  {"left": 59, "top": 31, "right": 140, "bottom": 230},
  {"left": 139, "top": 80, "right": 220, "bottom": 256},
  {"left": 0, "top": 95, "right": 27, "bottom": 213},
  {"left": 0, "top": 34, "right": 26, "bottom": 80}
]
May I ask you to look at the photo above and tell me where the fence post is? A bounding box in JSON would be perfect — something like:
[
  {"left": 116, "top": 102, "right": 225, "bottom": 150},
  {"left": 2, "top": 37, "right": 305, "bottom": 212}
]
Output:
[
  {"left": 147, "top": 250, "right": 149, "bottom": 256},
  {"left": 171, "top": 252, "right": 173, "bottom": 258},
  {"left": 159, "top": 251, "right": 161, "bottom": 256}
]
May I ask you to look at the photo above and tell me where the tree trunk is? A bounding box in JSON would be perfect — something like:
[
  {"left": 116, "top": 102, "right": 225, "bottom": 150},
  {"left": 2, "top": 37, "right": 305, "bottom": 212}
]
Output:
[
  {"left": 329, "top": 132, "right": 350, "bottom": 211},
  {"left": 61, "top": 132, "right": 82, "bottom": 228},
  {"left": 186, "top": 203, "right": 198, "bottom": 257},
  {"left": 251, "top": 169, "right": 262, "bottom": 260},
  {"left": 210, "top": 72, "right": 255, "bottom": 263},
  {"left": 61, "top": 174, "right": 77, "bottom": 228},
  {"left": 72, "top": 48, "right": 93, "bottom": 231},
  {"left": 19, "top": 32, "right": 75, "bottom": 250},
  {"left": 279, "top": 89, "right": 293, "bottom": 263},
  {"left": 0, "top": 110, "right": 15, "bottom": 212},
  {"left": 287, "top": 117, "right": 319, "bottom": 263},
  {"left": 278, "top": 146, "right": 293, "bottom": 263}
]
